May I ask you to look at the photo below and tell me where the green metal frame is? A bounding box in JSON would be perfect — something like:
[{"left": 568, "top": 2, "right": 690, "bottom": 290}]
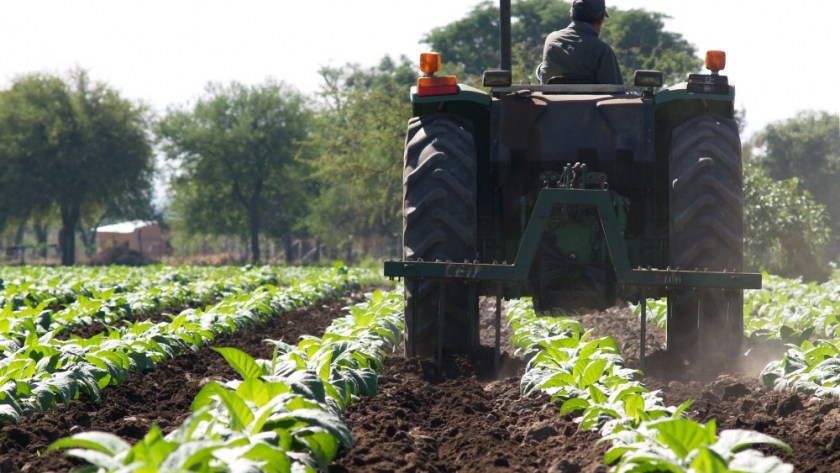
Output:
[
  {"left": 655, "top": 82, "right": 735, "bottom": 105},
  {"left": 385, "top": 188, "right": 761, "bottom": 291}
]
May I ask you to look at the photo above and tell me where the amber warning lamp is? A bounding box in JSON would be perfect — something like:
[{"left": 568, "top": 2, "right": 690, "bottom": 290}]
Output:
[
  {"left": 687, "top": 49, "right": 730, "bottom": 95},
  {"left": 417, "top": 52, "right": 458, "bottom": 97},
  {"left": 705, "top": 50, "right": 726, "bottom": 74}
]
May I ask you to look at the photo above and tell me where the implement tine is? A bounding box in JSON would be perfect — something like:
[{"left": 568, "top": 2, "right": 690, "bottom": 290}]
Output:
[
  {"left": 495, "top": 283, "right": 502, "bottom": 375},
  {"left": 640, "top": 289, "right": 646, "bottom": 372},
  {"left": 696, "top": 291, "right": 704, "bottom": 370},
  {"left": 437, "top": 285, "right": 445, "bottom": 370}
]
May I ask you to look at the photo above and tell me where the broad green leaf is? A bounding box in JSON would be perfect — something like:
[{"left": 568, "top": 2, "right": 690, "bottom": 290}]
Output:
[
  {"left": 237, "top": 378, "right": 271, "bottom": 407},
  {"left": 0, "top": 404, "right": 21, "bottom": 423},
  {"left": 47, "top": 371, "right": 80, "bottom": 406},
  {"left": 589, "top": 384, "right": 607, "bottom": 405},
  {"left": 579, "top": 358, "right": 608, "bottom": 389},
  {"left": 47, "top": 431, "right": 131, "bottom": 455},
  {"left": 213, "top": 347, "right": 265, "bottom": 379},
  {"left": 672, "top": 400, "right": 694, "bottom": 418},
  {"left": 559, "top": 397, "right": 590, "bottom": 415},
  {"left": 299, "top": 430, "right": 339, "bottom": 470},
  {"left": 728, "top": 450, "right": 795, "bottom": 473},
  {"left": 689, "top": 445, "right": 730, "bottom": 472},
  {"left": 125, "top": 425, "right": 177, "bottom": 467},
  {"left": 159, "top": 440, "right": 222, "bottom": 470},
  {"left": 242, "top": 443, "right": 292, "bottom": 473},
  {"left": 62, "top": 448, "right": 124, "bottom": 469},
  {"left": 604, "top": 445, "right": 630, "bottom": 465},
  {"left": 651, "top": 419, "right": 716, "bottom": 460},
  {"left": 216, "top": 386, "right": 256, "bottom": 430},
  {"left": 715, "top": 429, "right": 792, "bottom": 454},
  {"left": 266, "top": 409, "right": 352, "bottom": 447},
  {"left": 623, "top": 393, "right": 645, "bottom": 422}
]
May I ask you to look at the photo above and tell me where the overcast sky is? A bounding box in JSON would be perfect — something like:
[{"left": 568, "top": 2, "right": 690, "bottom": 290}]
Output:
[{"left": 1, "top": 0, "right": 838, "bottom": 139}]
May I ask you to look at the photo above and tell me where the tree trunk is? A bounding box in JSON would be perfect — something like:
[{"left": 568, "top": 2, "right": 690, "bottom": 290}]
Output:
[
  {"left": 60, "top": 204, "right": 80, "bottom": 266},
  {"left": 248, "top": 207, "right": 261, "bottom": 264},
  {"left": 284, "top": 236, "right": 293, "bottom": 264},
  {"left": 33, "top": 222, "right": 48, "bottom": 259}
]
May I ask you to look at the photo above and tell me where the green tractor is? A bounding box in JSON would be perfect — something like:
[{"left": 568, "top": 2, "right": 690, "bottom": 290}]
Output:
[{"left": 385, "top": 0, "right": 760, "bottom": 369}]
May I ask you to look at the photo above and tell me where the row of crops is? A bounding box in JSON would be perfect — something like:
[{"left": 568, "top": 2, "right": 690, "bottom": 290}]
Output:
[
  {"left": 2, "top": 265, "right": 836, "bottom": 472},
  {"left": 510, "top": 299, "right": 793, "bottom": 472},
  {"left": 637, "top": 272, "right": 840, "bottom": 400},
  {"left": 0, "top": 264, "right": 384, "bottom": 423},
  {"left": 0, "top": 265, "right": 330, "bottom": 331},
  {"left": 49, "top": 289, "right": 405, "bottom": 472}
]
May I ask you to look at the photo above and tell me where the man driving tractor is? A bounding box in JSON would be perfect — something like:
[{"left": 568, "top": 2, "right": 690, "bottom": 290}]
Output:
[{"left": 537, "top": 0, "right": 623, "bottom": 84}]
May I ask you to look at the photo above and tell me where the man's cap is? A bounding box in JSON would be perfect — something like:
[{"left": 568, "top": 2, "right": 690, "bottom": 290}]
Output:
[{"left": 572, "top": 0, "right": 609, "bottom": 17}]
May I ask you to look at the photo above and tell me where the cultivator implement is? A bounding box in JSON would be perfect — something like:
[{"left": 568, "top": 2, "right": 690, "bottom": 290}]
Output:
[{"left": 387, "top": 186, "right": 762, "bottom": 369}]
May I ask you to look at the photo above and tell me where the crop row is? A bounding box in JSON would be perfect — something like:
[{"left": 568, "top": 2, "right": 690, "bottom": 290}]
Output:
[
  {"left": 0, "top": 266, "right": 332, "bottom": 335},
  {"left": 632, "top": 272, "right": 840, "bottom": 399},
  {"left": 0, "top": 265, "right": 382, "bottom": 424},
  {"left": 48, "top": 290, "right": 405, "bottom": 472},
  {"left": 635, "top": 272, "right": 840, "bottom": 345},
  {"left": 509, "top": 299, "right": 793, "bottom": 472},
  {"left": 0, "top": 265, "right": 283, "bottom": 308}
]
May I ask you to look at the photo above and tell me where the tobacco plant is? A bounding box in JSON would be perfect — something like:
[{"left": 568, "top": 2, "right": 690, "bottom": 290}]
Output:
[
  {"left": 508, "top": 298, "right": 793, "bottom": 472},
  {"left": 48, "top": 289, "right": 403, "bottom": 472}
]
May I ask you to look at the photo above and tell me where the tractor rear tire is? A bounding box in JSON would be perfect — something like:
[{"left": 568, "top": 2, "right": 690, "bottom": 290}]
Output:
[
  {"left": 403, "top": 113, "right": 479, "bottom": 359},
  {"left": 668, "top": 114, "right": 745, "bottom": 363}
]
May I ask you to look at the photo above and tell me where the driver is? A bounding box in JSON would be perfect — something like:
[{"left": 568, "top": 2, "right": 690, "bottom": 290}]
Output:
[{"left": 537, "top": 0, "right": 623, "bottom": 85}]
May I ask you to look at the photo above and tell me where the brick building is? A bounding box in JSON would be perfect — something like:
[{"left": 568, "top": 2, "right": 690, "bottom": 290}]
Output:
[{"left": 96, "top": 221, "right": 166, "bottom": 258}]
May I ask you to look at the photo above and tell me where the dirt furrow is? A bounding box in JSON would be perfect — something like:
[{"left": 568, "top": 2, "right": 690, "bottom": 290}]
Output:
[{"left": 334, "top": 302, "right": 840, "bottom": 472}]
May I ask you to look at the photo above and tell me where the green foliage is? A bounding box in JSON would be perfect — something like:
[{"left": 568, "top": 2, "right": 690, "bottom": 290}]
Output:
[
  {"left": 302, "top": 57, "right": 413, "bottom": 257},
  {"left": 750, "top": 111, "right": 840, "bottom": 254},
  {"left": 507, "top": 298, "right": 792, "bottom": 472},
  {"left": 604, "top": 418, "right": 793, "bottom": 473},
  {"left": 761, "top": 339, "right": 840, "bottom": 397},
  {"left": 421, "top": 0, "right": 702, "bottom": 85},
  {"left": 743, "top": 159, "right": 831, "bottom": 281},
  {"left": 0, "top": 69, "right": 155, "bottom": 264},
  {"left": 156, "top": 79, "right": 313, "bottom": 263},
  {"left": 0, "top": 265, "right": 383, "bottom": 422},
  {"left": 48, "top": 287, "right": 402, "bottom": 472},
  {"left": 601, "top": 9, "right": 702, "bottom": 85}
]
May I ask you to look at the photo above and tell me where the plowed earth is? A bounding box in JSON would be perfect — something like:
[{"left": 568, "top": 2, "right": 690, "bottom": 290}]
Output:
[{"left": 2, "top": 294, "right": 836, "bottom": 473}]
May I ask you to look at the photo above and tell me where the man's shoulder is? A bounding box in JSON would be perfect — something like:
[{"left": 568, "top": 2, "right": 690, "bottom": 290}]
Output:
[
  {"left": 546, "top": 25, "right": 582, "bottom": 43},
  {"left": 547, "top": 24, "right": 611, "bottom": 51}
]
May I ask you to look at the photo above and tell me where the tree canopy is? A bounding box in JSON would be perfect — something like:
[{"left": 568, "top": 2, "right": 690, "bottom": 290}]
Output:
[
  {"left": 0, "top": 70, "right": 155, "bottom": 265},
  {"left": 743, "top": 159, "right": 831, "bottom": 281},
  {"left": 422, "top": 0, "right": 702, "bottom": 85},
  {"left": 750, "top": 111, "right": 840, "bottom": 244},
  {"left": 301, "top": 57, "right": 415, "bottom": 259},
  {"left": 156, "top": 80, "right": 312, "bottom": 263}
]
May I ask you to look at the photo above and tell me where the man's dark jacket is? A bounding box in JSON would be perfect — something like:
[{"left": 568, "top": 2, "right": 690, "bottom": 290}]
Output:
[{"left": 538, "top": 21, "right": 623, "bottom": 85}]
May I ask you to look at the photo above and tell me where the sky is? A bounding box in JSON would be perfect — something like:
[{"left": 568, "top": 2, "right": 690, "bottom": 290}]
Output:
[{"left": 1, "top": 0, "right": 838, "bottom": 140}]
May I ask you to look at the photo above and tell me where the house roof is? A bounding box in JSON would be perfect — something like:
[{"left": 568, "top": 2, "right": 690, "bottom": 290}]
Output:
[{"left": 97, "top": 221, "right": 157, "bottom": 234}]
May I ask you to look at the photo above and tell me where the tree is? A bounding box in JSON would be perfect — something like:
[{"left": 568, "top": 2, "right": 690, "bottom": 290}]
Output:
[
  {"left": 302, "top": 57, "right": 415, "bottom": 259},
  {"left": 750, "top": 111, "right": 840, "bottom": 253},
  {"left": 601, "top": 9, "right": 702, "bottom": 85},
  {"left": 422, "top": 0, "right": 702, "bottom": 85},
  {"left": 743, "top": 159, "right": 831, "bottom": 281},
  {"left": 0, "top": 70, "right": 155, "bottom": 265},
  {"left": 157, "top": 80, "right": 312, "bottom": 264}
]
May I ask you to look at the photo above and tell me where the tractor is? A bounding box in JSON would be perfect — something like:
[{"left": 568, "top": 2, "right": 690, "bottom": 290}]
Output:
[{"left": 384, "top": 0, "right": 761, "bottom": 370}]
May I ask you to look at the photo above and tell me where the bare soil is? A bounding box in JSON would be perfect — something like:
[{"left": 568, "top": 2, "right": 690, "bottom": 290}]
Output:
[{"left": 2, "top": 294, "right": 837, "bottom": 473}]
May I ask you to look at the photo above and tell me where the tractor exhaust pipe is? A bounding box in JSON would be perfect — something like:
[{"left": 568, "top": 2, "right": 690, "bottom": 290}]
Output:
[{"left": 500, "top": 0, "right": 511, "bottom": 71}]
